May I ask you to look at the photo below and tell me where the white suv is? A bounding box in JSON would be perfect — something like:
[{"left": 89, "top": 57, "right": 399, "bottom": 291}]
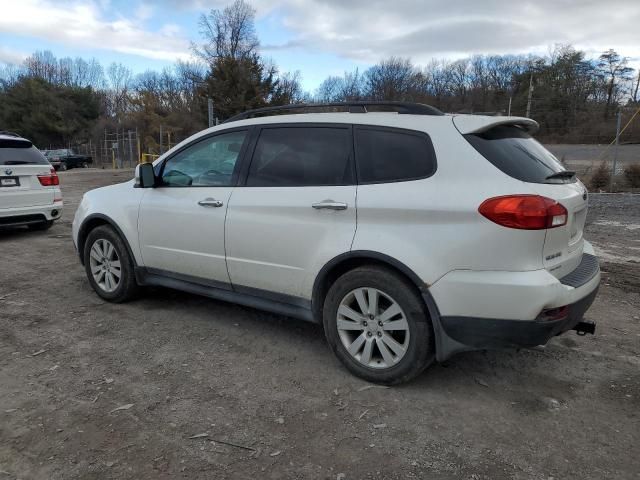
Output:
[
  {"left": 72, "top": 102, "right": 600, "bottom": 384},
  {"left": 0, "top": 132, "right": 63, "bottom": 230}
]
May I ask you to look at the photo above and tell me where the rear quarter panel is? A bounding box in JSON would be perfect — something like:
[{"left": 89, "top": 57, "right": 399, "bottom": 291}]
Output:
[{"left": 352, "top": 118, "right": 546, "bottom": 286}]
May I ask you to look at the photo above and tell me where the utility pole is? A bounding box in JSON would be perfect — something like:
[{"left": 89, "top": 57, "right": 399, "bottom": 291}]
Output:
[
  {"left": 507, "top": 96, "right": 512, "bottom": 116},
  {"left": 208, "top": 97, "right": 214, "bottom": 128},
  {"left": 136, "top": 127, "right": 141, "bottom": 164},
  {"left": 525, "top": 74, "right": 534, "bottom": 118},
  {"left": 128, "top": 130, "right": 134, "bottom": 168},
  {"left": 610, "top": 110, "right": 622, "bottom": 192},
  {"left": 159, "top": 124, "right": 163, "bottom": 155}
]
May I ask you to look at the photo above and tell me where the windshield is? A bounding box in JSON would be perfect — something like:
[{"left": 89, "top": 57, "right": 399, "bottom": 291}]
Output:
[{"left": 465, "top": 125, "right": 571, "bottom": 184}]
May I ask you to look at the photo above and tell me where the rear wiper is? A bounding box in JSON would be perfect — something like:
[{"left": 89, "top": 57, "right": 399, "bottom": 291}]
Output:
[{"left": 545, "top": 170, "right": 576, "bottom": 182}]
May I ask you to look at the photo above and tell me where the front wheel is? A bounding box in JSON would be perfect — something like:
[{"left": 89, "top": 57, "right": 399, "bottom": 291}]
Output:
[
  {"left": 323, "top": 266, "right": 435, "bottom": 385},
  {"left": 59, "top": 162, "right": 68, "bottom": 171},
  {"left": 84, "top": 225, "right": 139, "bottom": 303}
]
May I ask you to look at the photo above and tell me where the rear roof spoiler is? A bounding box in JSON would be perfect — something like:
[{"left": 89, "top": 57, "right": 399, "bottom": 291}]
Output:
[{"left": 452, "top": 115, "right": 539, "bottom": 135}]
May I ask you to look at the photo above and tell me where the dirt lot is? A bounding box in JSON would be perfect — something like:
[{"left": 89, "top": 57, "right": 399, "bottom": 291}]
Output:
[{"left": 1, "top": 170, "right": 639, "bottom": 480}]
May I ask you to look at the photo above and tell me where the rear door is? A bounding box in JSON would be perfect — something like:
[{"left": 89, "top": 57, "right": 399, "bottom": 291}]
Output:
[
  {"left": 0, "top": 140, "right": 54, "bottom": 209},
  {"left": 463, "top": 123, "right": 587, "bottom": 278},
  {"left": 225, "top": 124, "right": 357, "bottom": 300}
]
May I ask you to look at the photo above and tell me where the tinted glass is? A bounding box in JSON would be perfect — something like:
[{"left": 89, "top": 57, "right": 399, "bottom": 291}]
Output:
[
  {"left": 161, "top": 130, "right": 247, "bottom": 187},
  {"left": 355, "top": 128, "right": 436, "bottom": 183},
  {"left": 247, "top": 127, "right": 352, "bottom": 187},
  {"left": 465, "top": 126, "right": 569, "bottom": 183},
  {"left": 0, "top": 144, "right": 49, "bottom": 165}
]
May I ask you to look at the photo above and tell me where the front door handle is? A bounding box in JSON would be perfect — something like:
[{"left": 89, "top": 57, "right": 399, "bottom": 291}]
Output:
[
  {"left": 198, "top": 198, "right": 224, "bottom": 208},
  {"left": 312, "top": 200, "right": 348, "bottom": 211}
]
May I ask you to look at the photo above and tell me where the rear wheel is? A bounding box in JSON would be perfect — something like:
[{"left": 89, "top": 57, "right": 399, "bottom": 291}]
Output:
[
  {"left": 59, "top": 162, "right": 68, "bottom": 171},
  {"left": 323, "top": 266, "right": 435, "bottom": 385},
  {"left": 84, "top": 225, "right": 139, "bottom": 302},
  {"left": 28, "top": 220, "right": 53, "bottom": 231}
]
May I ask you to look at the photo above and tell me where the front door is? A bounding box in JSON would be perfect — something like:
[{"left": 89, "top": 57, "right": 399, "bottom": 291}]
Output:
[{"left": 138, "top": 129, "right": 248, "bottom": 286}]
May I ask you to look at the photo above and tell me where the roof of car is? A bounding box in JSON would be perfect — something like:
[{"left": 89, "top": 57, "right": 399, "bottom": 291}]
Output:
[
  {"left": 0, "top": 131, "right": 32, "bottom": 146},
  {"left": 224, "top": 102, "right": 444, "bottom": 123}
]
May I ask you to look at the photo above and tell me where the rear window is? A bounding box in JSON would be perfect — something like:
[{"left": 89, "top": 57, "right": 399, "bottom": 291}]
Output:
[
  {"left": 355, "top": 127, "right": 436, "bottom": 184},
  {"left": 465, "top": 125, "right": 570, "bottom": 184},
  {"left": 0, "top": 141, "right": 49, "bottom": 166}
]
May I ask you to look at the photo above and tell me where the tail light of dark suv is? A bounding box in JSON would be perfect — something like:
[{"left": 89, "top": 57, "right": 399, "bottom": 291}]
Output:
[{"left": 479, "top": 195, "right": 567, "bottom": 230}]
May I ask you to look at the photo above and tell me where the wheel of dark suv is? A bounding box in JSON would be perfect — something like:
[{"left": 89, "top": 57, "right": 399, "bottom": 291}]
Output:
[
  {"left": 84, "top": 225, "right": 139, "bottom": 303},
  {"left": 28, "top": 220, "right": 53, "bottom": 231},
  {"left": 323, "top": 266, "right": 435, "bottom": 385},
  {"left": 59, "top": 162, "right": 68, "bottom": 171}
]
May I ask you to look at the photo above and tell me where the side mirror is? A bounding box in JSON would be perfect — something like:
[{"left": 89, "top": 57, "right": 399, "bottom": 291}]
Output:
[{"left": 135, "top": 163, "right": 156, "bottom": 188}]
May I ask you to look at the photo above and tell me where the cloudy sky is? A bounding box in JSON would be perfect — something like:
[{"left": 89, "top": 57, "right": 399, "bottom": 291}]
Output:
[{"left": 0, "top": 0, "right": 638, "bottom": 89}]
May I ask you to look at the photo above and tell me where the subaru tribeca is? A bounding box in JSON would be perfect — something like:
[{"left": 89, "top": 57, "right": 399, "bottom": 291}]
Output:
[
  {"left": 72, "top": 102, "right": 599, "bottom": 384},
  {"left": 0, "top": 131, "right": 63, "bottom": 230}
]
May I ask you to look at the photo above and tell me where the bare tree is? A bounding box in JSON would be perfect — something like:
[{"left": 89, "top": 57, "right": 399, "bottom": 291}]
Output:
[
  {"left": 194, "top": 0, "right": 259, "bottom": 63},
  {"left": 316, "top": 76, "right": 343, "bottom": 102},
  {"left": 107, "top": 62, "right": 133, "bottom": 119},
  {"left": 598, "top": 49, "right": 634, "bottom": 117},
  {"left": 364, "top": 57, "right": 421, "bottom": 101}
]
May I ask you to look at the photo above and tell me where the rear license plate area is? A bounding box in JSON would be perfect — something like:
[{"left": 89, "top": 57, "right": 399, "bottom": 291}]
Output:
[{"left": 0, "top": 177, "right": 19, "bottom": 187}]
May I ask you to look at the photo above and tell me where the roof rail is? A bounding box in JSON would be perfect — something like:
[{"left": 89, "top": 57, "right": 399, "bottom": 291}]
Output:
[
  {"left": 0, "top": 130, "right": 21, "bottom": 138},
  {"left": 224, "top": 101, "right": 444, "bottom": 123}
]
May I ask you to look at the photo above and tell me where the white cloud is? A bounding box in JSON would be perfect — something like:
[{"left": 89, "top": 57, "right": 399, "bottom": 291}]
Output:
[
  {"left": 0, "top": 0, "right": 193, "bottom": 62},
  {"left": 0, "top": 46, "right": 27, "bottom": 65},
  {"left": 257, "top": 0, "right": 640, "bottom": 65}
]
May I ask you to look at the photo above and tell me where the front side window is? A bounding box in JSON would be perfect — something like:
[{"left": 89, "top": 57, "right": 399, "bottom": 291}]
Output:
[
  {"left": 246, "top": 127, "right": 353, "bottom": 187},
  {"left": 161, "top": 130, "right": 247, "bottom": 187},
  {"left": 355, "top": 127, "right": 436, "bottom": 184}
]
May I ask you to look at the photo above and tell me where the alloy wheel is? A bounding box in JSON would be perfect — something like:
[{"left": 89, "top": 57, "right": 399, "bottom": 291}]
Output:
[
  {"left": 89, "top": 238, "right": 121, "bottom": 293},
  {"left": 336, "top": 287, "right": 410, "bottom": 369}
]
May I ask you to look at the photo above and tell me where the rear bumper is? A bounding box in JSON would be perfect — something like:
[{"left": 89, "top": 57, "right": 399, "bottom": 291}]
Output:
[
  {"left": 428, "top": 243, "right": 600, "bottom": 361},
  {"left": 438, "top": 286, "right": 598, "bottom": 351},
  {"left": 0, "top": 202, "right": 63, "bottom": 225}
]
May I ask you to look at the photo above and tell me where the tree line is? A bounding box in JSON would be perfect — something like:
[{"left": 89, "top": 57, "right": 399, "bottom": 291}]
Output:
[{"left": 1, "top": 0, "right": 638, "bottom": 154}]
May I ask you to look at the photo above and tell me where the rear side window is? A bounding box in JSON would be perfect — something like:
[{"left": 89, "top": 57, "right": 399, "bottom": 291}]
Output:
[
  {"left": 464, "top": 125, "right": 569, "bottom": 183},
  {"left": 246, "top": 127, "right": 353, "bottom": 187},
  {"left": 355, "top": 127, "right": 436, "bottom": 184},
  {"left": 0, "top": 141, "right": 49, "bottom": 166}
]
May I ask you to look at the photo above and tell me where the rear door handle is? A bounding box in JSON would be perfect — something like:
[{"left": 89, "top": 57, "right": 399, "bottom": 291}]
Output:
[
  {"left": 312, "top": 200, "right": 348, "bottom": 211},
  {"left": 198, "top": 198, "right": 224, "bottom": 208}
]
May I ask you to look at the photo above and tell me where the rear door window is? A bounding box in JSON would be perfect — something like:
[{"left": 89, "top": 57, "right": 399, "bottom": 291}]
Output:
[
  {"left": 464, "top": 125, "right": 570, "bottom": 183},
  {"left": 355, "top": 127, "right": 436, "bottom": 184},
  {"left": 246, "top": 126, "right": 353, "bottom": 187},
  {"left": 0, "top": 139, "right": 49, "bottom": 166}
]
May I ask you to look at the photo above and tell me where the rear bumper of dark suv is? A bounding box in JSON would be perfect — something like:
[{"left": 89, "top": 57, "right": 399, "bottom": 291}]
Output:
[{"left": 430, "top": 253, "right": 600, "bottom": 360}]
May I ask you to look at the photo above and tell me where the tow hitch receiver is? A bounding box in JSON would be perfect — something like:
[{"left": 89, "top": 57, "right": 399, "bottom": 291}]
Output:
[{"left": 573, "top": 321, "right": 596, "bottom": 336}]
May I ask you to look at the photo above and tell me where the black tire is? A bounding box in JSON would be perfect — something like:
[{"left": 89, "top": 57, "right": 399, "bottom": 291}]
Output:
[
  {"left": 59, "top": 162, "right": 68, "bottom": 171},
  {"left": 83, "top": 225, "right": 139, "bottom": 303},
  {"left": 28, "top": 220, "right": 53, "bottom": 231},
  {"left": 323, "top": 266, "right": 435, "bottom": 385}
]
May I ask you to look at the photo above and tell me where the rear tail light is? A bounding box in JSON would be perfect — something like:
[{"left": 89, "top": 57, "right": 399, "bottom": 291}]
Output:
[
  {"left": 479, "top": 195, "right": 567, "bottom": 230},
  {"left": 38, "top": 168, "right": 60, "bottom": 186}
]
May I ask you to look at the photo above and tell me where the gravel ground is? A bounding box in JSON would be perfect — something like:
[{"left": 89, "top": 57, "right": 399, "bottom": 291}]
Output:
[{"left": 1, "top": 170, "right": 639, "bottom": 480}]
